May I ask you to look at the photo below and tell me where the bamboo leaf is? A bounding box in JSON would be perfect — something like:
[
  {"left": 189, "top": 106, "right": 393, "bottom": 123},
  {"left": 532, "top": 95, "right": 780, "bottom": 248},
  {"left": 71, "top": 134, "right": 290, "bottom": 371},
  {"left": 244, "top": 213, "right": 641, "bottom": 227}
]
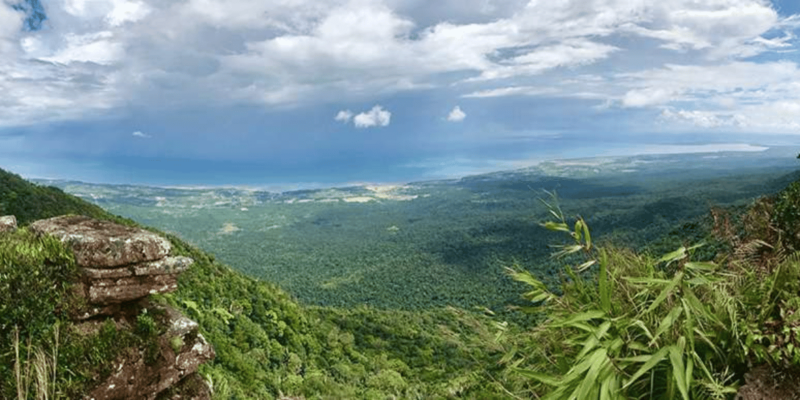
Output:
[
  {"left": 668, "top": 345, "right": 690, "bottom": 400},
  {"left": 651, "top": 306, "right": 683, "bottom": 346},
  {"left": 577, "top": 259, "right": 597, "bottom": 273},
  {"left": 577, "top": 321, "right": 612, "bottom": 360},
  {"left": 681, "top": 299, "right": 695, "bottom": 348},
  {"left": 574, "top": 219, "right": 584, "bottom": 242},
  {"left": 599, "top": 374, "right": 619, "bottom": 400},
  {"left": 623, "top": 277, "right": 672, "bottom": 285},
  {"left": 684, "top": 261, "right": 717, "bottom": 272},
  {"left": 562, "top": 352, "right": 599, "bottom": 384},
  {"left": 658, "top": 247, "right": 687, "bottom": 264},
  {"left": 598, "top": 252, "right": 610, "bottom": 312},
  {"left": 687, "top": 243, "right": 705, "bottom": 252},
  {"left": 627, "top": 341, "right": 649, "bottom": 352},
  {"left": 542, "top": 221, "right": 571, "bottom": 233},
  {"left": 581, "top": 218, "right": 592, "bottom": 250},
  {"left": 646, "top": 271, "right": 683, "bottom": 314},
  {"left": 576, "top": 348, "right": 608, "bottom": 400},
  {"left": 549, "top": 310, "right": 605, "bottom": 328},
  {"left": 685, "top": 356, "right": 693, "bottom": 393},
  {"left": 553, "top": 245, "right": 584, "bottom": 258},
  {"left": 622, "top": 346, "right": 670, "bottom": 389},
  {"left": 514, "top": 369, "right": 561, "bottom": 387},
  {"left": 631, "top": 320, "right": 654, "bottom": 341},
  {"left": 619, "top": 354, "right": 655, "bottom": 363}
]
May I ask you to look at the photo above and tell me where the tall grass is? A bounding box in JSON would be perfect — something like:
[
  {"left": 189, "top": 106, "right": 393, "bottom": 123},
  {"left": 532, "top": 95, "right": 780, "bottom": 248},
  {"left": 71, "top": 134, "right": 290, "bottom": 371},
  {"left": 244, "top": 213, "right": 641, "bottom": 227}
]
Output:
[{"left": 12, "top": 324, "right": 59, "bottom": 400}]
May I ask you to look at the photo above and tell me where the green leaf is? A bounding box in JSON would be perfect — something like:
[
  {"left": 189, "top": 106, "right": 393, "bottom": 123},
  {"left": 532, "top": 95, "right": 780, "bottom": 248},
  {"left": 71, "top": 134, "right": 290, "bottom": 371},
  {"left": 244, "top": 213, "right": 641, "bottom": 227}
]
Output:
[
  {"left": 622, "top": 346, "right": 670, "bottom": 389},
  {"left": 574, "top": 219, "right": 584, "bottom": 242},
  {"left": 577, "top": 321, "right": 612, "bottom": 360},
  {"left": 658, "top": 247, "right": 687, "bottom": 265},
  {"left": 598, "top": 252, "right": 610, "bottom": 312},
  {"left": 685, "top": 356, "right": 693, "bottom": 393},
  {"left": 553, "top": 244, "right": 584, "bottom": 258},
  {"left": 549, "top": 310, "right": 606, "bottom": 328},
  {"left": 623, "top": 277, "right": 672, "bottom": 285},
  {"left": 646, "top": 271, "right": 683, "bottom": 314},
  {"left": 514, "top": 369, "right": 561, "bottom": 387},
  {"left": 562, "top": 348, "right": 602, "bottom": 386},
  {"left": 576, "top": 348, "right": 608, "bottom": 400},
  {"left": 542, "top": 221, "right": 570, "bottom": 233},
  {"left": 599, "top": 374, "right": 619, "bottom": 400},
  {"left": 581, "top": 218, "right": 592, "bottom": 250},
  {"left": 651, "top": 306, "right": 683, "bottom": 346},
  {"left": 631, "top": 320, "right": 654, "bottom": 341},
  {"left": 627, "top": 341, "right": 649, "bottom": 352},
  {"left": 668, "top": 345, "right": 690, "bottom": 400},
  {"left": 577, "top": 259, "right": 597, "bottom": 273},
  {"left": 684, "top": 261, "right": 717, "bottom": 272}
]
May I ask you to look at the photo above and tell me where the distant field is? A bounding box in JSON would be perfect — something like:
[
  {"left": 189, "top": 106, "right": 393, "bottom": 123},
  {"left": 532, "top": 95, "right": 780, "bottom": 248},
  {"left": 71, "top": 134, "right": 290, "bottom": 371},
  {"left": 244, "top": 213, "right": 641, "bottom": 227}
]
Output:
[{"left": 42, "top": 148, "right": 800, "bottom": 315}]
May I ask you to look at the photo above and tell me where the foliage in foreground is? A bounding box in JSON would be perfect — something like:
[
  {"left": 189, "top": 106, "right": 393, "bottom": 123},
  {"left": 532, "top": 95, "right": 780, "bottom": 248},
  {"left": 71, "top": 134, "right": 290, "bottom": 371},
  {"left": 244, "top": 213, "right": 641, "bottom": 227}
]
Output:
[
  {"left": 505, "top": 189, "right": 800, "bottom": 398},
  {"left": 0, "top": 228, "right": 167, "bottom": 398}
]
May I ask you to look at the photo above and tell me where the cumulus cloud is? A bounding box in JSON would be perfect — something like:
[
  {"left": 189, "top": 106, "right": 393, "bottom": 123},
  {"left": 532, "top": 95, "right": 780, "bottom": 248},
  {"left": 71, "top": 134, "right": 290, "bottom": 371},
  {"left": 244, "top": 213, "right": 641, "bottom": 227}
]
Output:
[
  {"left": 41, "top": 31, "right": 123, "bottom": 65},
  {"left": 0, "top": 3, "right": 23, "bottom": 52},
  {"left": 105, "top": 0, "right": 152, "bottom": 27},
  {"left": 334, "top": 110, "right": 353, "bottom": 123},
  {"left": 447, "top": 106, "right": 466, "bottom": 122},
  {"left": 353, "top": 105, "right": 391, "bottom": 128},
  {"left": 0, "top": 0, "right": 799, "bottom": 135},
  {"left": 132, "top": 130, "right": 150, "bottom": 138}
]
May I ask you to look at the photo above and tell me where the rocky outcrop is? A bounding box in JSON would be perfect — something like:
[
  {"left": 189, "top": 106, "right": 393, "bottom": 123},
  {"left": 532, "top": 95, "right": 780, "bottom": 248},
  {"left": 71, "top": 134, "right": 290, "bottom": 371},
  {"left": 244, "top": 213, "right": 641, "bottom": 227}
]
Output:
[
  {"left": 26, "top": 215, "right": 214, "bottom": 400},
  {"left": 86, "top": 303, "right": 215, "bottom": 400},
  {"left": 30, "top": 215, "right": 171, "bottom": 269},
  {"left": 30, "top": 216, "right": 191, "bottom": 318},
  {"left": 736, "top": 364, "right": 800, "bottom": 400},
  {"left": 0, "top": 215, "right": 17, "bottom": 232}
]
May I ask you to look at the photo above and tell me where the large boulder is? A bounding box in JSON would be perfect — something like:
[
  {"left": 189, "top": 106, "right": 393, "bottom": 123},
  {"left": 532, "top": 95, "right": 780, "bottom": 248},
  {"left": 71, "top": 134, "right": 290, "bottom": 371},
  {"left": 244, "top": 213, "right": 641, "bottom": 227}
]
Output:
[
  {"left": 24, "top": 215, "right": 214, "bottom": 399},
  {"left": 0, "top": 215, "right": 17, "bottom": 233},
  {"left": 30, "top": 215, "right": 171, "bottom": 268},
  {"left": 30, "top": 216, "right": 191, "bottom": 313}
]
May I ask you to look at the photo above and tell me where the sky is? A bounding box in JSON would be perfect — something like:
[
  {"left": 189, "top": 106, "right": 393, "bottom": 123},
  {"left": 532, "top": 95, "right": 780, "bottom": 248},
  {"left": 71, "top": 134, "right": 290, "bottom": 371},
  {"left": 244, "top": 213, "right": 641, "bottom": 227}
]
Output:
[{"left": 1, "top": 0, "right": 800, "bottom": 186}]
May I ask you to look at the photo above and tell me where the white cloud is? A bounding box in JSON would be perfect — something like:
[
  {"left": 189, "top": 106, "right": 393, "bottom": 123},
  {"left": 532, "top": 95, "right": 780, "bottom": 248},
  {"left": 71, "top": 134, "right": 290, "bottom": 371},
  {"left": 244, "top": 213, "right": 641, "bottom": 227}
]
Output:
[
  {"left": 132, "top": 130, "right": 150, "bottom": 138},
  {"left": 353, "top": 105, "right": 391, "bottom": 128},
  {"left": 0, "top": 0, "right": 799, "bottom": 134},
  {"left": 471, "top": 39, "right": 620, "bottom": 81},
  {"left": 335, "top": 110, "right": 353, "bottom": 123},
  {"left": 447, "top": 106, "right": 466, "bottom": 122},
  {"left": 106, "top": 0, "right": 152, "bottom": 27},
  {"left": 622, "top": 87, "right": 682, "bottom": 108},
  {"left": 463, "top": 86, "right": 558, "bottom": 98},
  {"left": 0, "top": 3, "right": 23, "bottom": 54},
  {"left": 41, "top": 31, "right": 123, "bottom": 65}
]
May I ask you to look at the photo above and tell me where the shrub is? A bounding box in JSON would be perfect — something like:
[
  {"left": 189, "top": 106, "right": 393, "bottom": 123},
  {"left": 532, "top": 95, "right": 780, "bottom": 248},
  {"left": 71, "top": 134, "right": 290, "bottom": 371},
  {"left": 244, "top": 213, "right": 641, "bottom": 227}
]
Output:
[{"left": 504, "top": 192, "right": 750, "bottom": 399}]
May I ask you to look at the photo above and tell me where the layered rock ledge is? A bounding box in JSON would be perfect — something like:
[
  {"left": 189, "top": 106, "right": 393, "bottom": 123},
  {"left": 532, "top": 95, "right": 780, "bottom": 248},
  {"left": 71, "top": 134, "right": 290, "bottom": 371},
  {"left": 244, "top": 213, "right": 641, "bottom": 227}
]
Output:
[
  {"left": 30, "top": 216, "right": 191, "bottom": 317},
  {"left": 22, "top": 215, "right": 214, "bottom": 400}
]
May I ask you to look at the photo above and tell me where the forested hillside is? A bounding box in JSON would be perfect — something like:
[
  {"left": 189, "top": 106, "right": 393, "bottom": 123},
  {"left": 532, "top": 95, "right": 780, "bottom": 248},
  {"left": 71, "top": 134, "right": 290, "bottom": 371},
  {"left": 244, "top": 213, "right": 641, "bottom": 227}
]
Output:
[
  {"left": 0, "top": 168, "right": 516, "bottom": 398},
  {"left": 6, "top": 161, "right": 800, "bottom": 398},
  {"left": 0, "top": 170, "right": 109, "bottom": 225},
  {"left": 44, "top": 150, "right": 800, "bottom": 320}
]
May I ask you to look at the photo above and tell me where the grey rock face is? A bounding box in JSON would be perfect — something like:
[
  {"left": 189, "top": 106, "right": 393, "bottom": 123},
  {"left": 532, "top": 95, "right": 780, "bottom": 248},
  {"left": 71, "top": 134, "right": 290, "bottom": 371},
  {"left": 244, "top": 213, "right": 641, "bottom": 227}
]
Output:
[
  {"left": 23, "top": 215, "right": 213, "bottom": 399},
  {"left": 30, "top": 215, "right": 171, "bottom": 268},
  {"left": 30, "top": 216, "right": 191, "bottom": 309},
  {"left": 84, "top": 305, "right": 216, "bottom": 400},
  {"left": 0, "top": 215, "right": 17, "bottom": 233}
]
